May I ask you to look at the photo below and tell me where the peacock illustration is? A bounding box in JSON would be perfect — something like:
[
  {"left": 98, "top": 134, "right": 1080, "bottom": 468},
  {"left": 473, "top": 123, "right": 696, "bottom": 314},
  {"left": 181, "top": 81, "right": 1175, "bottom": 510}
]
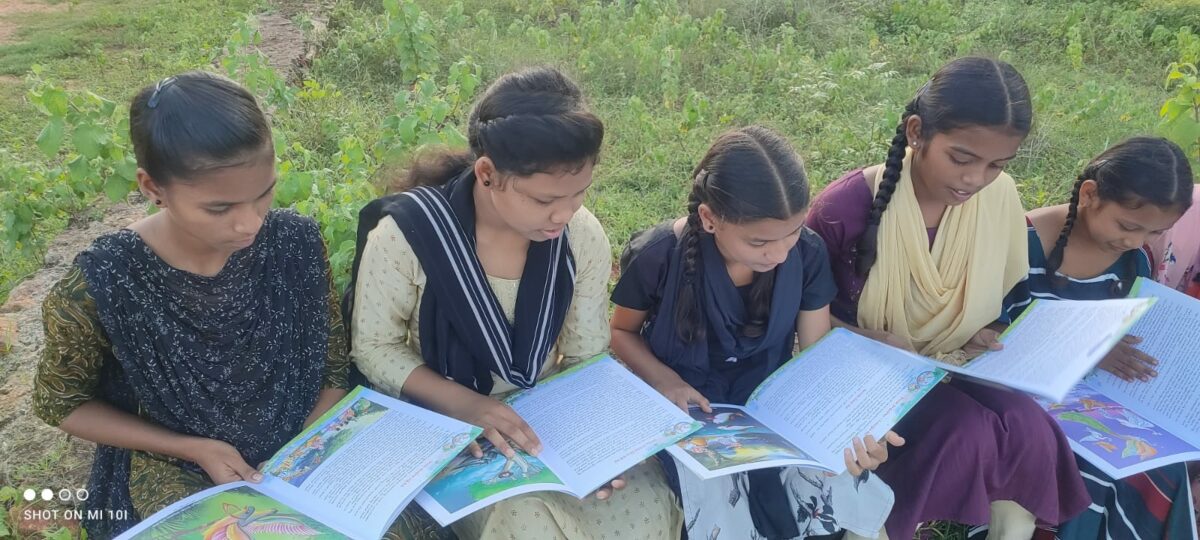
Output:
[
  {"left": 1058, "top": 411, "right": 1158, "bottom": 460},
  {"left": 165, "top": 503, "right": 326, "bottom": 539}
]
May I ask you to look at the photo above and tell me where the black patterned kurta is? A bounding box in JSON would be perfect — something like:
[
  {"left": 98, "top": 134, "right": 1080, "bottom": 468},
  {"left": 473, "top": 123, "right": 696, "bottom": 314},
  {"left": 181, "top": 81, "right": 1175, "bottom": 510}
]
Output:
[{"left": 33, "top": 210, "right": 350, "bottom": 537}]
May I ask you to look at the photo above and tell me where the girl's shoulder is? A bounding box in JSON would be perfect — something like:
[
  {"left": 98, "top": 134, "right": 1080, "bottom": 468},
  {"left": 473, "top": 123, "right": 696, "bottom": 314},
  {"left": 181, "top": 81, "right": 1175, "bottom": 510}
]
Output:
[
  {"left": 807, "top": 168, "right": 874, "bottom": 247},
  {"left": 45, "top": 264, "right": 98, "bottom": 320},
  {"left": 618, "top": 220, "right": 680, "bottom": 275},
  {"left": 567, "top": 205, "right": 607, "bottom": 249},
  {"left": 810, "top": 168, "right": 872, "bottom": 219},
  {"left": 265, "top": 209, "right": 323, "bottom": 244},
  {"left": 1025, "top": 204, "right": 1068, "bottom": 255}
]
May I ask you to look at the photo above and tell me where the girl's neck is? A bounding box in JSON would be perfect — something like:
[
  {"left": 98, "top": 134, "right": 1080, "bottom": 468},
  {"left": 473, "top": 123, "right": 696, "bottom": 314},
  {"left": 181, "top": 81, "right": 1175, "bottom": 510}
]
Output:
[
  {"left": 714, "top": 245, "right": 754, "bottom": 286},
  {"left": 725, "top": 259, "right": 754, "bottom": 287},
  {"left": 1057, "top": 207, "right": 1123, "bottom": 280},
  {"left": 908, "top": 159, "right": 947, "bottom": 228},
  {"left": 135, "top": 213, "right": 235, "bottom": 276},
  {"left": 472, "top": 180, "right": 530, "bottom": 280},
  {"left": 472, "top": 180, "right": 521, "bottom": 241},
  {"left": 1068, "top": 209, "right": 1104, "bottom": 251}
]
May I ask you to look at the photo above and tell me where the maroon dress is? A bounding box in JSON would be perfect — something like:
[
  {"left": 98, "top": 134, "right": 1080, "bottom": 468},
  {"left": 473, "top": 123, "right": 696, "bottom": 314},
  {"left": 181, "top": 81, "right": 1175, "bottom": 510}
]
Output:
[{"left": 806, "top": 170, "right": 1090, "bottom": 539}]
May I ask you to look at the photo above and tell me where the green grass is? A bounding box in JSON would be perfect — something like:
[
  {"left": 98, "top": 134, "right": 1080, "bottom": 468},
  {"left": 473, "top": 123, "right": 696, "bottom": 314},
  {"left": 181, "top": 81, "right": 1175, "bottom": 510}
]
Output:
[
  {"left": 307, "top": 0, "right": 1199, "bottom": 255},
  {"left": 4, "top": 0, "right": 1196, "bottom": 299}
]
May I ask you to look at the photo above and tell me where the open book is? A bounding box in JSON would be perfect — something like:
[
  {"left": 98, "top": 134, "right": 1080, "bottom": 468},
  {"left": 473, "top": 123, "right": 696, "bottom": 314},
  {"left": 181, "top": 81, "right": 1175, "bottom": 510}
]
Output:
[
  {"left": 667, "top": 328, "right": 946, "bottom": 479},
  {"left": 414, "top": 356, "right": 701, "bottom": 526},
  {"left": 1039, "top": 278, "right": 1200, "bottom": 479},
  {"left": 117, "top": 387, "right": 480, "bottom": 540},
  {"left": 668, "top": 296, "right": 1157, "bottom": 480},
  {"left": 930, "top": 296, "right": 1154, "bottom": 401}
]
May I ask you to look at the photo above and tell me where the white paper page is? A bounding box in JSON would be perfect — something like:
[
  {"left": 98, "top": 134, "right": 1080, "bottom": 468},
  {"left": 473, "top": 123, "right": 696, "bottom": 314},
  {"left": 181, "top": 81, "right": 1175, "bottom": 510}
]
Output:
[
  {"left": 945, "top": 298, "right": 1153, "bottom": 401},
  {"left": 507, "top": 357, "right": 701, "bottom": 494},
  {"left": 1089, "top": 279, "right": 1200, "bottom": 443},
  {"left": 744, "top": 328, "right": 946, "bottom": 473},
  {"left": 1037, "top": 383, "right": 1200, "bottom": 479},
  {"left": 261, "top": 387, "right": 479, "bottom": 537},
  {"left": 115, "top": 481, "right": 360, "bottom": 540},
  {"left": 664, "top": 404, "right": 826, "bottom": 480}
]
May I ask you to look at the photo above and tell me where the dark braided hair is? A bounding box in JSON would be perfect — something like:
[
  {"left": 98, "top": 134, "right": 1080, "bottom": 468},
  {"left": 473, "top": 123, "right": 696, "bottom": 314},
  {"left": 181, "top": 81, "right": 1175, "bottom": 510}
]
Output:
[
  {"left": 855, "top": 57, "right": 1033, "bottom": 276},
  {"left": 396, "top": 66, "right": 603, "bottom": 190},
  {"left": 1045, "top": 136, "right": 1194, "bottom": 294},
  {"left": 675, "top": 126, "right": 810, "bottom": 342}
]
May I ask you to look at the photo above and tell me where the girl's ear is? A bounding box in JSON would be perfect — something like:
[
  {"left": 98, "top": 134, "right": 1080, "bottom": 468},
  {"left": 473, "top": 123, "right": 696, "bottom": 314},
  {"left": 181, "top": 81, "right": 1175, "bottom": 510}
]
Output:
[
  {"left": 1078, "top": 179, "right": 1099, "bottom": 210},
  {"left": 904, "top": 115, "right": 924, "bottom": 149},
  {"left": 697, "top": 203, "right": 719, "bottom": 233},
  {"left": 474, "top": 156, "right": 505, "bottom": 190},
  {"left": 137, "top": 168, "right": 167, "bottom": 207}
]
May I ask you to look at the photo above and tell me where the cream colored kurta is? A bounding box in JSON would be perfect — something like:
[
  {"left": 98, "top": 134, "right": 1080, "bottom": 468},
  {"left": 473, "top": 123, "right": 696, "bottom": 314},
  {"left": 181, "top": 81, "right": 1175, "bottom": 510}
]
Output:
[
  {"left": 352, "top": 206, "right": 610, "bottom": 394},
  {"left": 351, "top": 206, "right": 681, "bottom": 540}
]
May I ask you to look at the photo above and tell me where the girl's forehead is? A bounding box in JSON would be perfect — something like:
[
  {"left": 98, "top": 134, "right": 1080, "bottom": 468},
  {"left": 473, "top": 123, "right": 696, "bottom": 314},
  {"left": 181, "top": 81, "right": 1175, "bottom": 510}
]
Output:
[
  {"left": 930, "top": 126, "right": 1023, "bottom": 160},
  {"left": 511, "top": 163, "right": 594, "bottom": 195},
  {"left": 168, "top": 155, "right": 277, "bottom": 202},
  {"left": 1100, "top": 199, "right": 1187, "bottom": 229},
  {"left": 722, "top": 211, "right": 808, "bottom": 238}
]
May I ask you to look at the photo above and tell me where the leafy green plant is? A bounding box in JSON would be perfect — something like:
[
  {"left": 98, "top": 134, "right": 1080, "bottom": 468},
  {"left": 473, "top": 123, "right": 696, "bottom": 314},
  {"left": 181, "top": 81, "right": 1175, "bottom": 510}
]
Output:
[
  {"left": 219, "top": 16, "right": 298, "bottom": 111},
  {"left": 0, "top": 486, "right": 16, "bottom": 538},
  {"left": 1160, "top": 60, "right": 1200, "bottom": 161},
  {"left": 383, "top": 0, "right": 441, "bottom": 83},
  {"left": 2, "top": 68, "right": 138, "bottom": 254}
]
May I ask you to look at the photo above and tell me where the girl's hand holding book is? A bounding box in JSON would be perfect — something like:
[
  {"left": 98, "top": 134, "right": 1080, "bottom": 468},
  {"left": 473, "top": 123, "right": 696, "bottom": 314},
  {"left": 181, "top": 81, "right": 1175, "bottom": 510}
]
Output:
[
  {"left": 185, "top": 437, "right": 264, "bottom": 485},
  {"left": 650, "top": 371, "right": 712, "bottom": 413},
  {"left": 590, "top": 475, "right": 627, "bottom": 501},
  {"left": 961, "top": 326, "right": 1005, "bottom": 360},
  {"left": 847, "top": 325, "right": 914, "bottom": 352},
  {"left": 455, "top": 393, "right": 543, "bottom": 459},
  {"left": 1097, "top": 335, "right": 1158, "bottom": 382},
  {"left": 843, "top": 431, "right": 905, "bottom": 476}
]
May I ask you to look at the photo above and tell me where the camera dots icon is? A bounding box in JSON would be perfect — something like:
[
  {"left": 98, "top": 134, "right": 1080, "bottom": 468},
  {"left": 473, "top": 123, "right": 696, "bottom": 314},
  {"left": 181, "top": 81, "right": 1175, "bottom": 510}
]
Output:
[{"left": 20, "top": 486, "right": 89, "bottom": 502}]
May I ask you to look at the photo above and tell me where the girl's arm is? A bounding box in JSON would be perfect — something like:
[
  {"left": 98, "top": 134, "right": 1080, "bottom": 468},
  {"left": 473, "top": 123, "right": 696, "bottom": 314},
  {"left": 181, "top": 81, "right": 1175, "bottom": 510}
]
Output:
[
  {"left": 35, "top": 270, "right": 261, "bottom": 485},
  {"left": 795, "top": 305, "right": 833, "bottom": 349},
  {"left": 555, "top": 207, "right": 612, "bottom": 365},
  {"left": 307, "top": 245, "right": 351, "bottom": 426},
  {"left": 59, "top": 401, "right": 263, "bottom": 484},
  {"left": 831, "top": 315, "right": 914, "bottom": 351},
  {"left": 350, "top": 219, "right": 541, "bottom": 459},
  {"left": 402, "top": 366, "right": 542, "bottom": 458},
  {"left": 610, "top": 306, "right": 710, "bottom": 412},
  {"left": 304, "top": 388, "right": 348, "bottom": 427}
]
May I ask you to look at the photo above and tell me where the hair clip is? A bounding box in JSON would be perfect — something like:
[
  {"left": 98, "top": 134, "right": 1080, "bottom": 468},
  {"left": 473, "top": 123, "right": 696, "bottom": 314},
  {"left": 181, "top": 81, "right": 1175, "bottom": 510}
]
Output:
[
  {"left": 694, "top": 169, "right": 710, "bottom": 188},
  {"left": 147, "top": 76, "right": 178, "bottom": 109}
]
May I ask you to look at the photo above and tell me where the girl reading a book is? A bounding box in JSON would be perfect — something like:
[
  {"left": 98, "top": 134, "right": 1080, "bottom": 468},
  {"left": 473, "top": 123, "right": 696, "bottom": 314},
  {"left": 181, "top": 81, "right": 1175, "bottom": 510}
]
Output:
[
  {"left": 610, "top": 125, "right": 901, "bottom": 540},
  {"left": 32, "top": 72, "right": 351, "bottom": 539},
  {"left": 347, "top": 66, "right": 680, "bottom": 540},
  {"left": 1014, "top": 136, "right": 1194, "bottom": 540},
  {"left": 805, "top": 56, "right": 1090, "bottom": 539}
]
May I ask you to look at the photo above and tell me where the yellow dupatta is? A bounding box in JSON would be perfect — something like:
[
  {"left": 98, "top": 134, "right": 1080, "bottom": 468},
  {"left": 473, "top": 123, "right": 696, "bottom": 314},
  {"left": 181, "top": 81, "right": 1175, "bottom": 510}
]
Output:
[{"left": 857, "top": 150, "right": 1028, "bottom": 358}]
